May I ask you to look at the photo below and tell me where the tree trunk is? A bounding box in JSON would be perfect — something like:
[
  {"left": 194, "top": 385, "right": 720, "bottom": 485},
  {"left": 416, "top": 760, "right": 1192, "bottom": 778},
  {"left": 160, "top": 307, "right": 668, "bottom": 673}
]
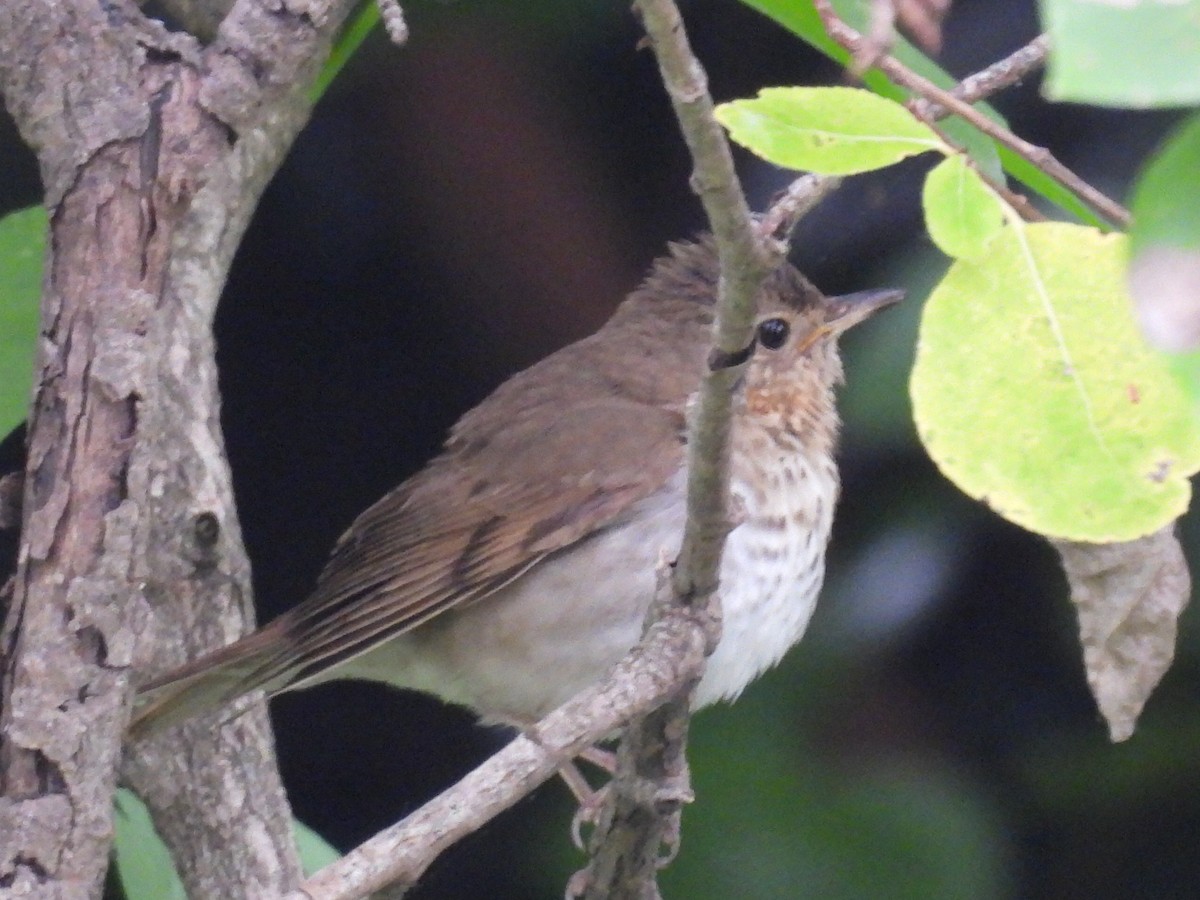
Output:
[{"left": 0, "top": 1, "right": 354, "bottom": 895}]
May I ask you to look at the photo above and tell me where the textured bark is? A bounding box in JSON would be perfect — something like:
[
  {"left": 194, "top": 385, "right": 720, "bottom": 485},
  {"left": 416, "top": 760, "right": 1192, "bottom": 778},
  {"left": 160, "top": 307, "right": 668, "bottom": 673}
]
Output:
[{"left": 0, "top": 0, "right": 356, "bottom": 896}]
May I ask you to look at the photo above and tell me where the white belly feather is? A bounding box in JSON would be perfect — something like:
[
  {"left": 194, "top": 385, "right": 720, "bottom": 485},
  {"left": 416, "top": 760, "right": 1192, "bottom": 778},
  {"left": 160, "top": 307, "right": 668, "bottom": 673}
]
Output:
[{"left": 695, "top": 451, "right": 837, "bottom": 707}]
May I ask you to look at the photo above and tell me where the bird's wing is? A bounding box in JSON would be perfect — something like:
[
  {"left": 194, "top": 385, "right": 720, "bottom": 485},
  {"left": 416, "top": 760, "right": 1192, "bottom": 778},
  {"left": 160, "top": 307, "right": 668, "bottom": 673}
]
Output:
[{"left": 226, "top": 395, "right": 688, "bottom": 694}]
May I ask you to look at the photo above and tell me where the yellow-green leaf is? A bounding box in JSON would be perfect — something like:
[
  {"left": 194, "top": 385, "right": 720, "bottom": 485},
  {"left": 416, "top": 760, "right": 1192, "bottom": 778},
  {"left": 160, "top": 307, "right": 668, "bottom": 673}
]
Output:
[
  {"left": 911, "top": 222, "right": 1200, "bottom": 541},
  {"left": 921, "top": 155, "right": 1004, "bottom": 260},
  {"left": 715, "top": 86, "right": 947, "bottom": 175}
]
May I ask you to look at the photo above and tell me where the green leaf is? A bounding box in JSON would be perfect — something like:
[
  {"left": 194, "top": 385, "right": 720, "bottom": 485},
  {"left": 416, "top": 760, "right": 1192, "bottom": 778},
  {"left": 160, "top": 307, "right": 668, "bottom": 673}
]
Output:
[
  {"left": 0, "top": 205, "right": 44, "bottom": 434},
  {"left": 1127, "top": 114, "right": 1200, "bottom": 373},
  {"left": 911, "top": 222, "right": 1200, "bottom": 541},
  {"left": 113, "top": 789, "right": 187, "bottom": 900},
  {"left": 295, "top": 819, "right": 342, "bottom": 872},
  {"left": 113, "top": 788, "right": 341, "bottom": 898},
  {"left": 1130, "top": 113, "right": 1200, "bottom": 256},
  {"left": 716, "top": 87, "right": 946, "bottom": 175},
  {"left": 1041, "top": 0, "right": 1200, "bottom": 108},
  {"left": 310, "top": 2, "right": 380, "bottom": 102},
  {"left": 922, "top": 155, "right": 1005, "bottom": 259}
]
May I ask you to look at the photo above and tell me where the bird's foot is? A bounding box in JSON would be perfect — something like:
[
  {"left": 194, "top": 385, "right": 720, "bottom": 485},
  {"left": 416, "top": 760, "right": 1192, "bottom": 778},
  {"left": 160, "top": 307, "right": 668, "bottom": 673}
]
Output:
[{"left": 561, "top": 747, "right": 617, "bottom": 849}]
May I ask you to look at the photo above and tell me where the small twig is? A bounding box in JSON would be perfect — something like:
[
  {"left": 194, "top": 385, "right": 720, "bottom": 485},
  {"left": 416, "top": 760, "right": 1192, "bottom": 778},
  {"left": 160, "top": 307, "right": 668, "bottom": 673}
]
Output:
[
  {"left": 913, "top": 33, "right": 1050, "bottom": 120},
  {"left": 977, "top": 173, "right": 1046, "bottom": 222},
  {"left": 377, "top": 0, "right": 408, "bottom": 45},
  {"left": 857, "top": 0, "right": 954, "bottom": 71},
  {"left": 758, "top": 173, "right": 843, "bottom": 241},
  {"left": 814, "top": 1, "right": 1131, "bottom": 228}
]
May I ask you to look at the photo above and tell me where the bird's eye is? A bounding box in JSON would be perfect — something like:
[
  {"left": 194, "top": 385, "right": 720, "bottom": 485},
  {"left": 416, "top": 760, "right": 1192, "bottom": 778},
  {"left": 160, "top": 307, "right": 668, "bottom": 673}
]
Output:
[{"left": 757, "top": 317, "right": 790, "bottom": 350}]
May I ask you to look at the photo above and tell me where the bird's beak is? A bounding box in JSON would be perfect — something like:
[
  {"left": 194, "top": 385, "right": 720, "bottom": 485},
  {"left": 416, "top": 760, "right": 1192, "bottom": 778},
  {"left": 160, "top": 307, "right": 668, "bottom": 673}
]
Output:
[
  {"left": 824, "top": 287, "right": 905, "bottom": 335},
  {"left": 792, "top": 288, "right": 904, "bottom": 356}
]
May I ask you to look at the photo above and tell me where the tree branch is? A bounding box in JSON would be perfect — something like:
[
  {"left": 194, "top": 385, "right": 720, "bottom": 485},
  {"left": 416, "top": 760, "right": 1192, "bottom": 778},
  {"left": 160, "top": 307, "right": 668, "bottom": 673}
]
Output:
[
  {"left": 758, "top": 174, "right": 844, "bottom": 242},
  {"left": 814, "top": 1, "right": 1131, "bottom": 228}
]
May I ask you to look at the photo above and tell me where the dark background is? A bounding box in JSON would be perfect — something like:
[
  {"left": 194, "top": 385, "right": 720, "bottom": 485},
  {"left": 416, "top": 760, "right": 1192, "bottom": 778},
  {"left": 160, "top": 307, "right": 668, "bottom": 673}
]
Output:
[{"left": 2, "top": 0, "right": 1197, "bottom": 897}]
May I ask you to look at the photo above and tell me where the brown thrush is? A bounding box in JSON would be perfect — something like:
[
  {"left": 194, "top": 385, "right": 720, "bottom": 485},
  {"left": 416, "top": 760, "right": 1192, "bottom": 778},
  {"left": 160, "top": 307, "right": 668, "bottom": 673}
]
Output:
[{"left": 129, "top": 238, "right": 900, "bottom": 737}]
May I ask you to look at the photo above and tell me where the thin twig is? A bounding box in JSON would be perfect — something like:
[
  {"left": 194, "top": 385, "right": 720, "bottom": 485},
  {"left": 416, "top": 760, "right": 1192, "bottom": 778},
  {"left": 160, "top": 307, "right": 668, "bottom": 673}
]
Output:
[
  {"left": 814, "top": 1, "right": 1131, "bottom": 228},
  {"left": 758, "top": 173, "right": 843, "bottom": 241},
  {"left": 856, "top": 0, "right": 954, "bottom": 72},
  {"left": 912, "top": 33, "right": 1050, "bottom": 120}
]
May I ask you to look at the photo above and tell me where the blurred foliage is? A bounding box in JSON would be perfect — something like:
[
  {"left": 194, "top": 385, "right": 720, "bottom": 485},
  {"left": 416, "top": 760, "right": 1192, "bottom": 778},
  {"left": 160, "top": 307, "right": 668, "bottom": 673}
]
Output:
[
  {"left": 669, "top": 691, "right": 1010, "bottom": 899},
  {"left": 1128, "top": 113, "right": 1200, "bottom": 405},
  {"left": 112, "top": 790, "right": 186, "bottom": 900},
  {"left": 311, "top": 2, "right": 382, "bottom": 101},
  {"left": 1130, "top": 113, "right": 1200, "bottom": 258},
  {"left": 1040, "top": 0, "right": 1200, "bottom": 108}
]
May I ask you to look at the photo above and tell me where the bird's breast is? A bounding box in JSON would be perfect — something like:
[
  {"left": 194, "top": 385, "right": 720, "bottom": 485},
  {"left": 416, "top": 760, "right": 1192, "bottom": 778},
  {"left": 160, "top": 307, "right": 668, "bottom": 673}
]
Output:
[{"left": 693, "top": 436, "right": 840, "bottom": 707}]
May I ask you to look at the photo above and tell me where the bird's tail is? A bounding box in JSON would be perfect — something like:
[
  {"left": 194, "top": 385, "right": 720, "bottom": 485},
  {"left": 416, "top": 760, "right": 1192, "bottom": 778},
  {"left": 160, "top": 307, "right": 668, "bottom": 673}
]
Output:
[{"left": 127, "top": 626, "right": 288, "bottom": 741}]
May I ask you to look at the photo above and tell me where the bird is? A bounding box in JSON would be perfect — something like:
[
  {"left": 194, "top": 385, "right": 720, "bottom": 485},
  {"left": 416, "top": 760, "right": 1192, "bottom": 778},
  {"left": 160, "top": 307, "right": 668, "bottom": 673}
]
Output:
[{"left": 128, "top": 237, "right": 901, "bottom": 739}]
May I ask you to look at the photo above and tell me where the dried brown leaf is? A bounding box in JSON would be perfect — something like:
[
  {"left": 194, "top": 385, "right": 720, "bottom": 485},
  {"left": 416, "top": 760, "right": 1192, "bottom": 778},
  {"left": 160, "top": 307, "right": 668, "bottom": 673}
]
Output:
[{"left": 1054, "top": 526, "right": 1191, "bottom": 742}]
